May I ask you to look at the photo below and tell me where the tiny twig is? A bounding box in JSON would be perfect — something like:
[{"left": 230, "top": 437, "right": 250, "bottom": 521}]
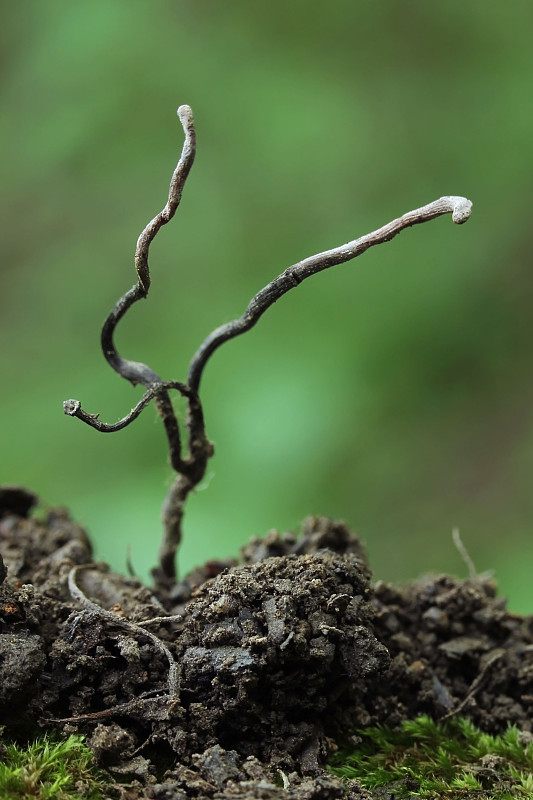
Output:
[
  {"left": 67, "top": 565, "right": 180, "bottom": 697},
  {"left": 128, "top": 734, "right": 153, "bottom": 758},
  {"left": 441, "top": 649, "right": 504, "bottom": 720},
  {"left": 137, "top": 614, "right": 182, "bottom": 628},
  {"left": 43, "top": 699, "right": 151, "bottom": 725},
  {"left": 187, "top": 196, "right": 472, "bottom": 392},
  {"left": 43, "top": 688, "right": 178, "bottom": 724},
  {"left": 452, "top": 527, "right": 478, "bottom": 580}
]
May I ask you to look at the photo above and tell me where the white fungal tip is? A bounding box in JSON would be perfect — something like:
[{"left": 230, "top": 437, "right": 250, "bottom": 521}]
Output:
[
  {"left": 451, "top": 197, "right": 473, "bottom": 224},
  {"left": 63, "top": 399, "right": 81, "bottom": 416},
  {"left": 177, "top": 104, "right": 194, "bottom": 127}
]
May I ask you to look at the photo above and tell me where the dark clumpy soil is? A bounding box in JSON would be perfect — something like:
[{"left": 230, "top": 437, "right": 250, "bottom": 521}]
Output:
[{"left": 0, "top": 486, "right": 532, "bottom": 799}]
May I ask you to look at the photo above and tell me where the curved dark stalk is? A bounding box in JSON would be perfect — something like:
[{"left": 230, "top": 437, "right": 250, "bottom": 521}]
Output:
[
  {"left": 65, "top": 106, "right": 212, "bottom": 585},
  {"left": 65, "top": 103, "right": 472, "bottom": 590},
  {"left": 63, "top": 381, "right": 192, "bottom": 433},
  {"left": 187, "top": 196, "right": 472, "bottom": 393},
  {"left": 101, "top": 105, "right": 197, "bottom": 474}
]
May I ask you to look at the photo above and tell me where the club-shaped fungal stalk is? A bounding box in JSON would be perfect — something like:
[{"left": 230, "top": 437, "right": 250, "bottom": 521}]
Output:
[{"left": 64, "top": 105, "right": 472, "bottom": 587}]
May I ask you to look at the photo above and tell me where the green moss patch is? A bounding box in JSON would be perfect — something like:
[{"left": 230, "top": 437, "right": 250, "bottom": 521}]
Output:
[
  {"left": 0, "top": 733, "right": 108, "bottom": 800},
  {"left": 329, "top": 715, "right": 533, "bottom": 799}
]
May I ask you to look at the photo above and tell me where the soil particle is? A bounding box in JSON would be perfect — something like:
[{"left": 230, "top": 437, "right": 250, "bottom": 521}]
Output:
[
  {"left": 0, "top": 485, "right": 38, "bottom": 519},
  {"left": 0, "top": 578, "right": 49, "bottom": 724},
  {"left": 88, "top": 722, "right": 137, "bottom": 766},
  {"left": 0, "top": 631, "right": 45, "bottom": 705},
  {"left": 0, "top": 490, "right": 532, "bottom": 799}
]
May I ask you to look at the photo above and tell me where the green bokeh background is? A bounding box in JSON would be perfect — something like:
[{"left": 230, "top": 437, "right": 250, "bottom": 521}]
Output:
[{"left": 2, "top": 2, "right": 532, "bottom": 612}]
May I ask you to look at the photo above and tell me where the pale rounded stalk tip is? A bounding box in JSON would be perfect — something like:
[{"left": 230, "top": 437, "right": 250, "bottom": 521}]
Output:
[
  {"left": 451, "top": 197, "right": 473, "bottom": 224},
  {"left": 177, "top": 104, "right": 194, "bottom": 127}
]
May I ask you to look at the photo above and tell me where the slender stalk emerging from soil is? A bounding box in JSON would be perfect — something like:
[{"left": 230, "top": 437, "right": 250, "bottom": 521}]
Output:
[{"left": 64, "top": 105, "right": 472, "bottom": 587}]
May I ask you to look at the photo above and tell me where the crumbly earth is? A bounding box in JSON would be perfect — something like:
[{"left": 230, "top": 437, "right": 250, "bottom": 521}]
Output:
[{"left": 0, "top": 486, "right": 531, "bottom": 799}]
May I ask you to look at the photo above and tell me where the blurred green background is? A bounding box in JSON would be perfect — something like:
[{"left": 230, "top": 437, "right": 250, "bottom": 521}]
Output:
[{"left": 2, "top": 2, "right": 532, "bottom": 612}]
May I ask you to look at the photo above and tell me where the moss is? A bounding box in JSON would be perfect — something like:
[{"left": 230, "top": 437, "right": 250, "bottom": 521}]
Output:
[
  {"left": 0, "top": 731, "right": 108, "bottom": 800},
  {"left": 328, "top": 715, "right": 533, "bottom": 799}
]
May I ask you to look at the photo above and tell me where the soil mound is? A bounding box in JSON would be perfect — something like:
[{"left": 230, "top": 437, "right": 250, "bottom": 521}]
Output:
[{"left": 0, "top": 488, "right": 531, "bottom": 798}]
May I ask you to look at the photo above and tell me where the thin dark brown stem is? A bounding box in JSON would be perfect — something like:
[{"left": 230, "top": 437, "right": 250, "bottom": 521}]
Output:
[
  {"left": 63, "top": 381, "right": 192, "bottom": 433},
  {"left": 187, "top": 196, "right": 472, "bottom": 393},
  {"left": 64, "top": 103, "right": 472, "bottom": 591},
  {"left": 65, "top": 106, "right": 211, "bottom": 585},
  {"left": 100, "top": 105, "right": 197, "bottom": 473}
]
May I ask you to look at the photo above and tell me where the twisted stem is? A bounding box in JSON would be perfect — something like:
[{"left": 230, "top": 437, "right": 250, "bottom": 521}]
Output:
[
  {"left": 65, "top": 107, "right": 212, "bottom": 586},
  {"left": 187, "top": 196, "right": 472, "bottom": 393},
  {"left": 64, "top": 103, "right": 472, "bottom": 591},
  {"left": 63, "top": 381, "right": 192, "bottom": 433},
  {"left": 101, "top": 105, "right": 197, "bottom": 474}
]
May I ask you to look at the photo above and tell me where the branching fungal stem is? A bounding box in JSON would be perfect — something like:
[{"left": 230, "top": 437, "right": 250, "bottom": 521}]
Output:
[{"left": 64, "top": 105, "right": 472, "bottom": 587}]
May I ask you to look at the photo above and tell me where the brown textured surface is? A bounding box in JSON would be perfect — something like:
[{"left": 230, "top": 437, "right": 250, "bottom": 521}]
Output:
[{"left": 0, "top": 489, "right": 531, "bottom": 798}]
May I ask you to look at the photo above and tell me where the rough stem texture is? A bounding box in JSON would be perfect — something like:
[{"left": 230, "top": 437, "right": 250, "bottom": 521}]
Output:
[
  {"left": 187, "top": 196, "right": 472, "bottom": 392},
  {"left": 64, "top": 105, "right": 472, "bottom": 586},
  {"left": 65, "top": 106, "right": 213, "bottom": 587}
]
